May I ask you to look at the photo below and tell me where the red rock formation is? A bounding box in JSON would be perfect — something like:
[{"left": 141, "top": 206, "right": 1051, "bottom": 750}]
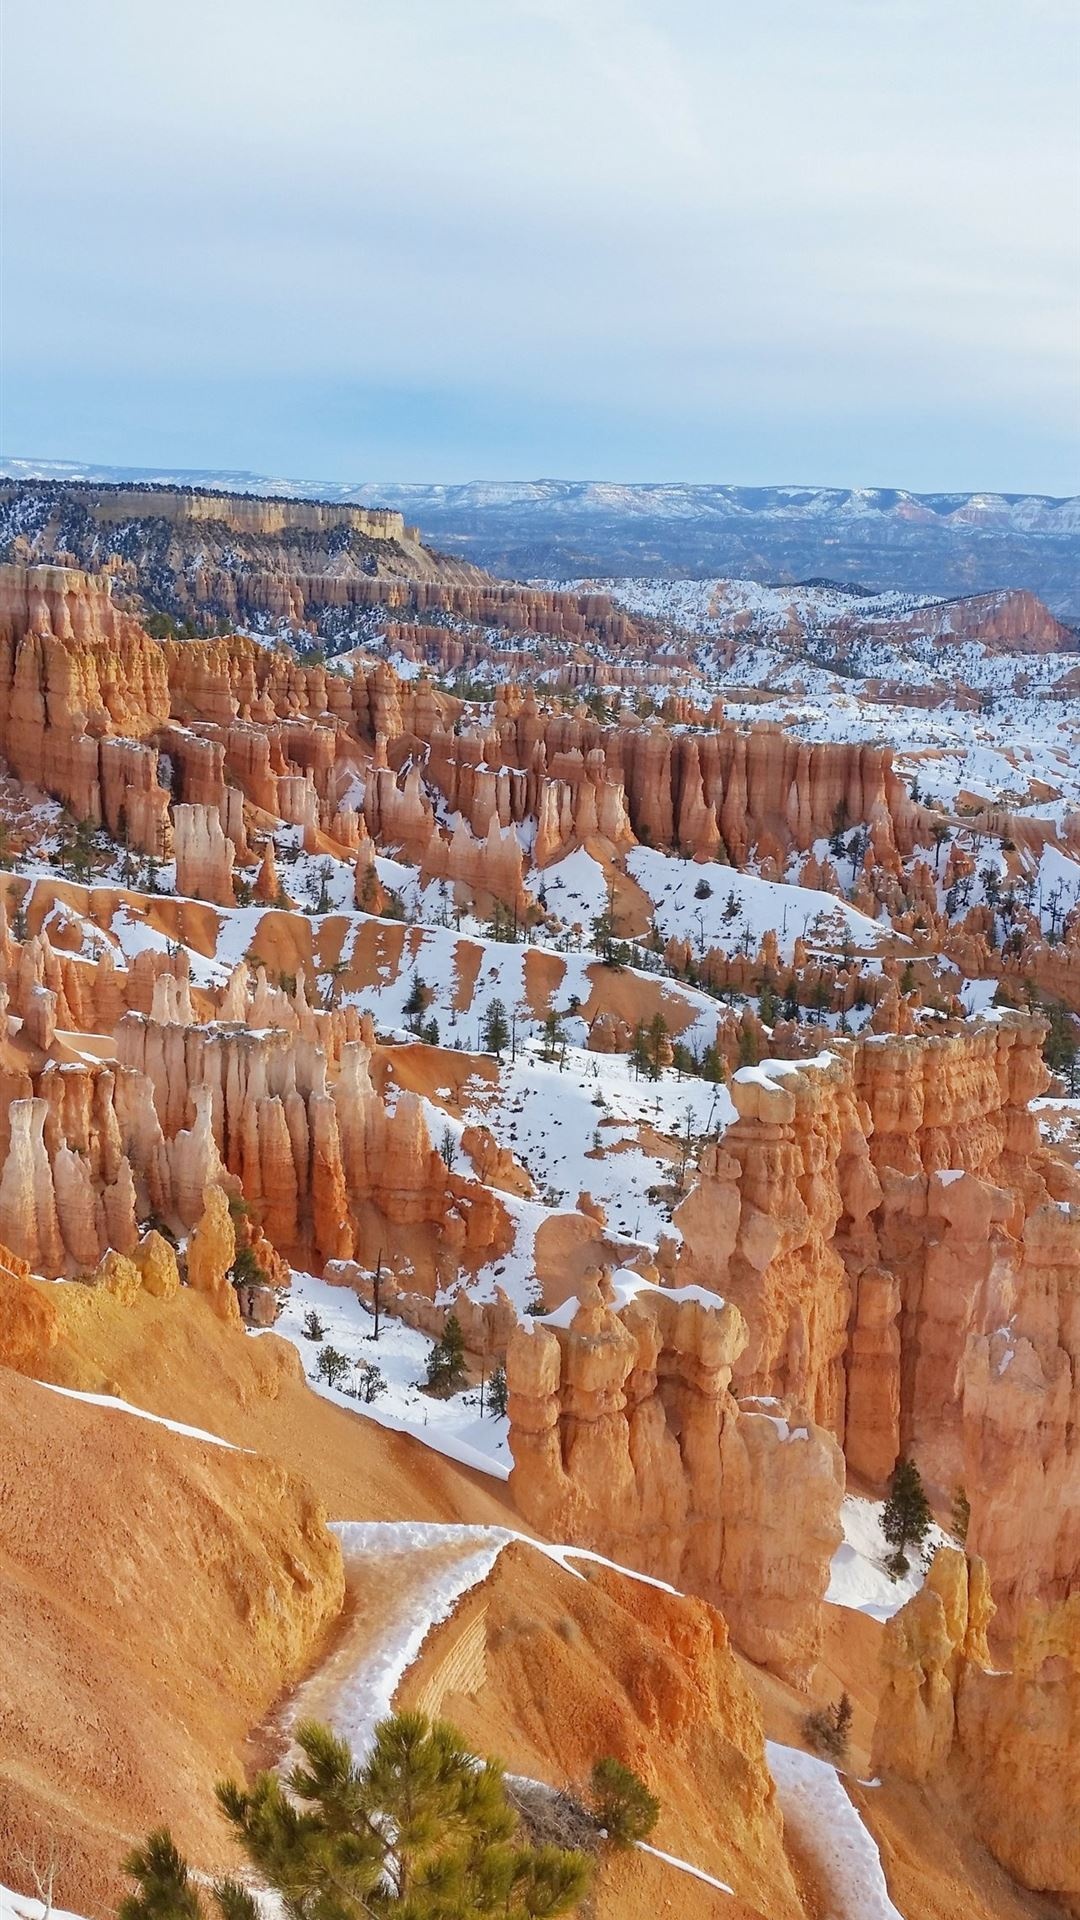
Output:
[
  {"left": 872, "top": 1546, "right": 1079, "bottom": 1908},
  {"left": 186, "top": 1183, "right": 240, "bottom": 1323},
  {"left": 173, "top": 802, "right": 236, "bottom": 905},
  {"left": 668, "top": 1017, "right": 1080, "bottom": 1633},
  {"left": 506, "top": 1270, "right": 844, "bottom": 1684},
  {"left": 871, "top": 1546, "right": 994, "bottom": 1782},
  {"left": 0, "top": 562, "right": 170, "bottom": 822},
  {"left": 958, "top": 1592, "right": 1080, "bottom": 1904}
]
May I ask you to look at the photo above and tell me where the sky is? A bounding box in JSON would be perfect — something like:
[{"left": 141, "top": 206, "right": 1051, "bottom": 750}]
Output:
[{"left": 2, "top": 0, "right": 1078, "bottom": 494}]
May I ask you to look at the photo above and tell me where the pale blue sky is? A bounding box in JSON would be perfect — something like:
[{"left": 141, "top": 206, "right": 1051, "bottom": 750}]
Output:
[{"left": 3, "top": 0, "right": 1078, "bottom": 492}]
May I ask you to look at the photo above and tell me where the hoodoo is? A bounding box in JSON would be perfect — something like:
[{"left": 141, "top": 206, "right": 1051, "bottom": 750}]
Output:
[{"left": 0, "top": 487, "right": 1076, "bottom": 1920}]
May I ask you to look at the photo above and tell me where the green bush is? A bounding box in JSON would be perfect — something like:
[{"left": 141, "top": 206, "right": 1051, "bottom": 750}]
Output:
[
  {"left": 588, "top": 1756, "right": 659, "bottom": 1849},
  {"left": 119, "top": 1714, "right": 591, "bottom": 1920}
]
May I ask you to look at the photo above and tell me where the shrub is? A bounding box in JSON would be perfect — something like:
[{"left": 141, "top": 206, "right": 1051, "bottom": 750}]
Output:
[
  {"left": 951, "top": 1485, "right": 971, "bottom": 1545},
  {"left": 354, "top": 1359, "right": 387, "bottom": 1404},
  {"left": 803, "top": 1691, "right": 853, "bottom": 1764},
  {"left": 301, "top": 1308, "right": 325, "bottom": 1342},
  {"left": 588, "top": 1757, "right": 659, "bottom": 1848},
  {"left": 228, "top": 1242, "right": 267, "bottom": 1290}
]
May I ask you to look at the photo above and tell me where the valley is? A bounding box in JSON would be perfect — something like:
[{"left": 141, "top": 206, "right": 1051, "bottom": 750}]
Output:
[{"left": 0, "top": 481, "right": 1077, "bottom": 1920}]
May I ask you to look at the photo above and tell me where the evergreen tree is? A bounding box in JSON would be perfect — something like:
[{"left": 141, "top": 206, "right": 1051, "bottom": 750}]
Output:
[
  {"left": 588, "top": 1758, "right": 659, "bottom": 1849},
  {"left": 882, "top": 1457, "right": 933, "bottom": 1576},
  {"left": 120, "top": 1838, "right": 257, "bottom": 1920},
  {"left": 488, "top": 1363, "right": 508, "bottom": 1418},
  {"left": 700, "top": 1042, "right": 725, "bottom": 1083},
  {"left": 828, "top": 799, "right": 849, "bottom": 859},
  {"left": 737, "top": 1024, "right": 760, "bottom": 1068},
  {"left": 0, "top": 821, "right": 20, "bottom": 872},
  {"left": 404, "top": 974, "right": 429, "bottom": 1033},
  {"left": 229, "top": 1241, "right": 268, "bottom": 1294},
  {"left": 315, "top": 1345, "right": 350, "bottom": 1390},
  {"left": 441, "top": 1313, "right": 466, "bottom": 1389},
  {"left": 541, "top": 1011, "right": 564, "bottom": 1062},
  {"left": 1043, "top": 1000, "right": 1078, "bottom": 1090},
  {"left": 646, "top": 1011, "right": 668, "bottom": 1079},
  {"left": 122, "top": 1715, "right": 590, "bottom": 1920},
  {"left": 355, "top": 1359, "right": 387, "bottom": 1404},
  {"left": 426, "top": 1313, "right": 467, "bottom": 1394},
  {"left": 482, "top": 997, "right": 510, "bottom": 1059}
]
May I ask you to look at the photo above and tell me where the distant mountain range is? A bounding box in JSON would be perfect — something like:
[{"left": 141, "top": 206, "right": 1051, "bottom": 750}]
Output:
[{"left": 3, "top": 457, "right": 1078, "bottom": 616}]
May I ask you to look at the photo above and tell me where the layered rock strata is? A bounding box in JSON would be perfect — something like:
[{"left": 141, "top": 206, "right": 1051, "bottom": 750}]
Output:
[
  {"left": 668, "top": 1015, "right": 1080, "bottom": 1631},
  {"left": 506, "top": 1270, "right": 844, "bottom": 1685},
  {"left": 872, "top": 1547, "right": 1080, "bottom": 1909}
]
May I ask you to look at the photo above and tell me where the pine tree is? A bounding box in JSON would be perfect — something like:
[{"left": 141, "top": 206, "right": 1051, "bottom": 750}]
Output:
[
  {"left": 315, "top": 1345, "right": 350, "bottom": 1390},
  {"left": 541, "top": 1011, "right": 564, "bottom": 1061},
  {"left": 700, "top": 1042, "right": 725, "bottom": 1083},
  {"left": 882, "top": 1457, "right": 933, "bottom": 1576},
  {"left": 646, "top": 1011, "right": 668, "bottom": 1079},
  {"left": 119, "top": 1830, "right": 211, "bottom": 1920},
  {"left": 1043, "top": 1000, "right": 1078, "bottom": 1091},
  {"left": 737, "top": 1024, "right": 760, "bottom": 1067},
  {"left": 488, "top": 1363, "right": 508, "bottom": 1418},
  {"left": 588, "top": 1758, "right": 659, "bottom": 1848},
  {"left": 758, "top": 979, "right": 779, "bottom": 1027},
  {"left": 440, "top": 1312, "right": 466, "bottom": 1390},
  {"left": 482, "top": 997, "right": 510, "bottom": 1059},
  {"left": 426, "top": 1313, "right": 467, "bottom": 1395},
  {"left": 404, "top": 974, "right": 429, "bottom": 1032},
  {"left": 121, "top": 1714, "right": 591, "bottom": 1920}
]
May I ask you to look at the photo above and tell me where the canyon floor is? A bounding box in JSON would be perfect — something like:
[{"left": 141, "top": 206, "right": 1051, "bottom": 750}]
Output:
[{"left": 0, "top": 482, "right": 1077, "bottom": 1920}]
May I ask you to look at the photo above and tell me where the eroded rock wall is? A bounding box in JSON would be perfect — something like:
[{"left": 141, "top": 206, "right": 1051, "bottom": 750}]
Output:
[{"left": 506, "top": 1270, "right": 844, "bottom": 1685}]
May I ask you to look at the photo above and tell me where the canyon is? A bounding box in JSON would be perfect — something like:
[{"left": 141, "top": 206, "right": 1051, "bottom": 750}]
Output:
[{"left": 0, "top": 505, "right": 1077, "bottom": 1920}]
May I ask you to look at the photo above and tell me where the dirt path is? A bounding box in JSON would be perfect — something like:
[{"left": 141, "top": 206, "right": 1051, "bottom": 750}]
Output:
[{"left": 249, "top": 1522, "right": 510, "bottom": 1772}]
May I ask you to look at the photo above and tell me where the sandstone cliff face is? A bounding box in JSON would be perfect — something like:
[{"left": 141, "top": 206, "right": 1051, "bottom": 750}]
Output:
[
  {"left": 0, "top": 562, "right": 171, "bottom": 824},
  {"left": 871, "top": 1546, "right": 994, "bottom": 1782},
  {"left": 871, "top": 1547, "right": 1080, "bottom": 1909},
  {"left": 173, "top": 801, "right": 236, "bottom": 904},
  {"left": 0, "top": 953, "right": 511, "bottom": 1291},
  {"left": 0, "top": 561, "right": 942, "bottom": 907},
  {"left": 667, "top": 1016, "right": 1080, "bottom": 1634},
  {"left": 958, "top": 1592, "right": 1080, "bottom": 1905},
  {"left": 506, "top": 1270, "right": 844, "bottom": 1685},
  {"left": 424, "top": 695, "right": 921, "bottom": 869}
]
